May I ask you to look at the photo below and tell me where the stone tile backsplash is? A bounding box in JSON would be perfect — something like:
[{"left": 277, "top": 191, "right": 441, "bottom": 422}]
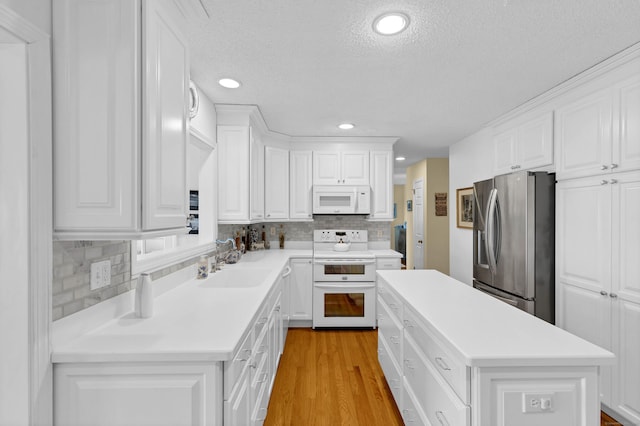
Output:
[
  {"left": 218, "top": 216, "right": 391, "bottom": 242},
  {"left": 53, "top": 217, "right": 390, "bottom": 321}
]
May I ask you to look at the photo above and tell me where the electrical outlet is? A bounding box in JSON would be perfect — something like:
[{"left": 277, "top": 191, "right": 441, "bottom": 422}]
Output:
[
  {"left": 270, "top": 227, "right": 276, "bottom": 236},
  {"left": 522, "top": 393, "right": 554, "bottom": 413},
  {"left": 377, "top": 230, "right": 383, "bottom": 237},
  {"left": 90, "top": 260, "right": 111, "bottom": 290}
]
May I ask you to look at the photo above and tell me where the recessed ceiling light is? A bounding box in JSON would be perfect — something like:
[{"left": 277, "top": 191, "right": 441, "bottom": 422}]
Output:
[
  {"left": 373, "top": 12, "right": 409, "bottom": 35},
  {"left": 338, "top": 123, "right": 355, "bottom": 130},
  {"left": 395, "top": 156, "right": 406, "bottom": 161},
  {"left": 218, "top": 78, "right": 241, "bottom": 89}
]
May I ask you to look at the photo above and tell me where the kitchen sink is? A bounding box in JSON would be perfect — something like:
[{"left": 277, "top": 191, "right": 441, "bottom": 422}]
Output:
[{"left": 198, "top": 268, "right": 271, "bottom": 288}]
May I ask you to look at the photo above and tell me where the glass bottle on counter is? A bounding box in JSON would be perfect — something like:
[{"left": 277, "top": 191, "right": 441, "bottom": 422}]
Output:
[{"left": 279, "top": 224, "right": 285, "bottom": 249}]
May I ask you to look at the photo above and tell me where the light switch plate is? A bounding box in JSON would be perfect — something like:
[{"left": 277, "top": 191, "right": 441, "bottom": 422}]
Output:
[{"left": 522, "top": 392, "right": 554, "bottom": 413}]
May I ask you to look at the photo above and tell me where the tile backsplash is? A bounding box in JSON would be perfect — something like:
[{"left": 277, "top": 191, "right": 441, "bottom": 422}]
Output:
[
  {"left": 218, "top": 216, "right": 391, "bottom": 242},
  {"left": 53, "top": 216, "right": 391, "bottom": 321}
]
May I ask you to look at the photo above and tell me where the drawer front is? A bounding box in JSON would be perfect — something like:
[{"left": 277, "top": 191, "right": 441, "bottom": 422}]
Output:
[
  {"left": 254, "top": 303, "right": 270, "bottom": 339},
  {"left": 404, "top": 308, "right": 470, "bottom": 404},
  {"left": 376, "top": 257, "right": 401, "bottom": 270},
  {"left": 378, "top": 332, "right": 403, "bottom": 407},
  {"left": 378, "top": 299, "right": 403, "bottom": 363},
  {"left": 378, "top": 283, "right": 403, "bottom": 322},
  {"left": 402, "top": 378, "right": 429, "bottom": 426},
  {"left": 224, "top": 331, "right": 253, "bottom": 399},
  {"left": 404, "top": 335, "right": 470, "bottom": 426}
]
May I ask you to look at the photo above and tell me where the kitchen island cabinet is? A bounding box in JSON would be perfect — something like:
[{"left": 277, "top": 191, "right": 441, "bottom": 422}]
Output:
[
  {"left": 377, "top": 270, "right": 614, "bottom": 426},
  {"left": 52, "top": 251, "right": 308, "bottom": 426},
  {"left": 53, "top": 0, "right": 190, "bottom": 239}
]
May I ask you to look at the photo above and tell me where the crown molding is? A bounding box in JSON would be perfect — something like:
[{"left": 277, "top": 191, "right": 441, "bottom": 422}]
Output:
[{"left": 0, "top": 4, "right": 49, "bottom": 43}]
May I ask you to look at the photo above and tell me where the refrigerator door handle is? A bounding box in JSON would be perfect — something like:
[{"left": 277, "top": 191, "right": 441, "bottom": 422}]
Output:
[{"left": 486, "top": 188, "right": 499, "bottom": 273}]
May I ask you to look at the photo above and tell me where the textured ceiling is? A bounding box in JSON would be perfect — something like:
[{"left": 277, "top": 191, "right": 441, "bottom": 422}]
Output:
[{"left": 184, "top": 0, "right": 640, "bottom": 171}]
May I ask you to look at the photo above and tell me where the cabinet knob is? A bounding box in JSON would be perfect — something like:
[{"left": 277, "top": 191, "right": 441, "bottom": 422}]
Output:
[
  {"left": 511, "top": 165, "right": 521, "bottom": 170},
  {"left": 600, "top": 290, "right": 608, "bottom": 296},
  {"left": 610, "top": 163, "right": 618, "bottom": 169},
  {"left": 610, "top": 179, "right": 618, "bottom": 184},
  {"left": 337, "top": 179, "right": 340, "bottom": 184},
  {"left": 610, "top": 293, "right": 618, "bottom": 298},
  {"left": 601, "top": 180, "right": 609, "bottom": 185},
  {"left": 267, "top": 214, "right": 271, "bottom": 217},
  {"left": 601, "top": 165, "right": 609, "bottom": 170}
]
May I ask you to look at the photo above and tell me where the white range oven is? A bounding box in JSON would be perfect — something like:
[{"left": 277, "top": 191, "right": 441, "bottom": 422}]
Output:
[{"left": 312, "top": 230, "right": 376, "bottom": 328}]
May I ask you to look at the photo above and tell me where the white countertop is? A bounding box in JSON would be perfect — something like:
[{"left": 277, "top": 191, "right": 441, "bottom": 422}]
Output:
[
  {"left": 377, "top": 269, "right": 615, "bottom": 368},
  {"left": 52, "top": 250, "right": 309, "bottom": 364},
  {"left": 369, "top": 249, "right": 402, "bottom": 258}
]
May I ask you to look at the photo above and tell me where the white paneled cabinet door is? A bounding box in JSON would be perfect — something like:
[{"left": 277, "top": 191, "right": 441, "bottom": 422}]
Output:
[
  {"left": 610, "top": 172, "right": 640, "bottom": 424},
  {"left": 250, "top": 131, "right": 265, "bottom": 221},
  {"left": 493, "top": 129, "right": 517, "bottom": 175},
  {"left": 614, "top": 76, "right": 640, "bottom": 173},
  {"left": 517, "top": 111, "right": 553, "bottom": 170},
  {"left": 142, "top": 0, "right": 188, "bottom": 230},
  {"left": 217, "top": 126, "right": 250, "bottom": 222},
  {"left": 264, "top": 146, "right": 289, "bottom": 220},
  {"left": 369, "top": 151, "right": 393, "bottom": 219},
  {"left": 312, "top": 151, "right": 341, "bottom": 184},
  {"left": 289, "top": 258, "right": 313, "bottom": 321},
  {"left": 289, "top": 150, "right": 313, "bottom": 220},
  {"left": 341, "top": 151, "right": 369, "bottom": 185},
  {"left": 555, "top": 89, "right": 614, "bottom": 180},
  {"left": 53, "top": 0, "right": 139, "bottom": 232}
]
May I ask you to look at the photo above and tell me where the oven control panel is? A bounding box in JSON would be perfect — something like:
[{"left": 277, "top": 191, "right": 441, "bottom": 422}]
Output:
[{"left": 314, "top": 230, "right": 367, "bottom": 242}]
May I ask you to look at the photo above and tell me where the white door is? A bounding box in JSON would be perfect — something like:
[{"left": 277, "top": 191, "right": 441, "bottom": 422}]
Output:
[{"left": 413, "top": 178, "right": 424, "bottom": 269}]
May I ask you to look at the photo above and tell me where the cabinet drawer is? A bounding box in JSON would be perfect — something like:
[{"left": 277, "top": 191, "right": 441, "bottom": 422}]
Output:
[
  {"left": 251, "top": 372, "right": 270, "bottom": 426},
  {"left": 404, "top": 334, "right": 470, "bottom": 426},
  {"left": 376, "top": 257, "right": 401, "bottom": 270},
  {"left": 402, "top": 378, "right": 429, "bottom": 426},
  {"left": 404, "top": 308, "right": 470, "bottom": 404},
  {"left": 254, "top": 303, "right": 270, "bottom": 339},
  {"left": 378, "top": 299, "right": 403, "bottom": 363},
  {"left": 224, "top": 331, "right": 253, "bottom": 399},
  {"left": 378, "top": 283, "right": 403, "bottom": 322},
  {"left": 378, "top": 334, "right": 403, "bottom": 407}
]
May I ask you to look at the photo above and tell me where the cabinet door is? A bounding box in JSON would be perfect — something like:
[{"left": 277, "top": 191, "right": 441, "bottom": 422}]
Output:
[
  {"left": 250, "top": 131, "right": 265, "bottom": 220},
  {"left": 218, "top": 126, "right": 250, "bottom": 221},
  {"left": 225, "top": 365, "right": 252, "bottom": 426},
  {"left": 53, "top": 0, "right": 139, "bottom": 232},
  {"left": 264, "top": 146, "right": 289, "bottom": 220},
  {"left": 289, "top": 150, "right": 313, "bottom": 220},
  {"left": 556, "top": 177, "right": 611, "bottom": 293},
  {"left": 614, "top": 76, "right": 640, "bottom": 173},
  {"left": 493, "top": 128, "right": 517, "bottom": 175},
  {"left": 517, "top": 111, "right": 553, "bottom": 171},
  {"left": 611, "top": 299, "right": 640, "bottom": 424},
  {"left": 142, "top": 0, "right": 188, "bottom": 230},
  {"left": 555, "top": 89, "right": 614, "bottom": 180},
  {"left": 312, "top": 152, "right": 341, "bottom": 185},
  {"left": 341, "top": 151, "right": 369, "bottom": 185},
  {"left": 369, "top": 151, "right": 393, "bottom": 219},
  {"left": 289, "top": 259, "right": 313, "bottom": 321}
]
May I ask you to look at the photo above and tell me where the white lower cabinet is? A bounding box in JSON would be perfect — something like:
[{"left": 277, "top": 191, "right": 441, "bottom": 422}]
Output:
[
  {"left": 54, "top": 362, "right": 223, "bottom": 426},
  {"left": 378, "top": 278, "right": 604, "bottom": 426},
  {"left": 288, "top": 258, "right": 313, "bottom": 323}
]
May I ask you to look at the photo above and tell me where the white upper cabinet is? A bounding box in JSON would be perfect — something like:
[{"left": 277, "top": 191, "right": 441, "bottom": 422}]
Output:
[
  {"left": 369, "top": 151, "right": 394, "bottom": 220},
  {"left": 556, "top": 75, "right": 640, "bottom": 180},
  {"left": 217, "top": 125, "right": 251, "bottom": 222},
  {"left": 493, "top": 111, "right": 553, "bottom": 175},
  {"left": 53, "top": 0, "right": 188, "bottom": 239},
  {"left": 313, "top": 151, "right": 369, "bottom": 185},
  {"left": 264, "top": 146, "right": 289, "bottom": 220},
  {"left": 289, "top": 151, "right": 313, "bottom": 220}
]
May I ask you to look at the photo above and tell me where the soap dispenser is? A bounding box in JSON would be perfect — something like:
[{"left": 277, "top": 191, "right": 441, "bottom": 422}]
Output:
[{"left": 135, "top": 273, "right": 153, "bottom": 318}]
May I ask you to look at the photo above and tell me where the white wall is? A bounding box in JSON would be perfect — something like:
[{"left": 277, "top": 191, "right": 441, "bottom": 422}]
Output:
[{"left": 448, "top": 127, "right": 493, "bottom": 285}]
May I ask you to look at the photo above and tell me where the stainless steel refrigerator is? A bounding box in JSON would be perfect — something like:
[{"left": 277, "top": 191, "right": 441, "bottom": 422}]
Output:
[{"left": 473, "top": 171, "right": 555, "bottom": 323}]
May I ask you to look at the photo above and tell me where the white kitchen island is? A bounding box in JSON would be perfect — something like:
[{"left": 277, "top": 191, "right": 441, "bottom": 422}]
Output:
[{"left": 376, "top": 269, "right": 615, "bottom": 426}]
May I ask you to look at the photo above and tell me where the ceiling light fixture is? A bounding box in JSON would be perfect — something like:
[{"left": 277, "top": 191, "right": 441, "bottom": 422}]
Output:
[
  {"left": 218, "top": 78, "right": 241, "bottom": 89},
  {"left": 395, "top": 156, "right": 406, "bottom": 161},
  {"left": 373, "top": 12, "right": 409, "bottom": 35},
  {"left": 338, "top": 123, "right": 355, "bottom": 130}
]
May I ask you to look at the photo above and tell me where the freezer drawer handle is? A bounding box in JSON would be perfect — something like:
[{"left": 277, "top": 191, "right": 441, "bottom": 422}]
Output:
[{"left": 435, "top": 357, "right": 451, "bottom": 371}]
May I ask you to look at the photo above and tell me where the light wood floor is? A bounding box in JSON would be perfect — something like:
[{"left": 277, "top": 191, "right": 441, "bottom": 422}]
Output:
[{"left": 265, "top": 328, "right": 622, "bottom": 426}]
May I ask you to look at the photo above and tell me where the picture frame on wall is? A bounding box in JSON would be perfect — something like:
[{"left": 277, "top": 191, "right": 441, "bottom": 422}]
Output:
[{"left": 456, "top": 187, "right": 474, "bottom": 229}]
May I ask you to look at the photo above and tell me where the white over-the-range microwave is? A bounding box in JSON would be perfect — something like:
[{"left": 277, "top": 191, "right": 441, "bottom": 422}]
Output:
[{"left": 312, "top": 185, "right": 371, "bottom": 214}]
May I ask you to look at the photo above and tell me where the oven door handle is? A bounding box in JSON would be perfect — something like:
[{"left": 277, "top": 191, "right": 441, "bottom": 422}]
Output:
[
  {"left": 314, "top": 283, "right": 376, "bottom": 289},
  {"left": 313, "top": 259, "right": 376, "bottom": 265}
]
